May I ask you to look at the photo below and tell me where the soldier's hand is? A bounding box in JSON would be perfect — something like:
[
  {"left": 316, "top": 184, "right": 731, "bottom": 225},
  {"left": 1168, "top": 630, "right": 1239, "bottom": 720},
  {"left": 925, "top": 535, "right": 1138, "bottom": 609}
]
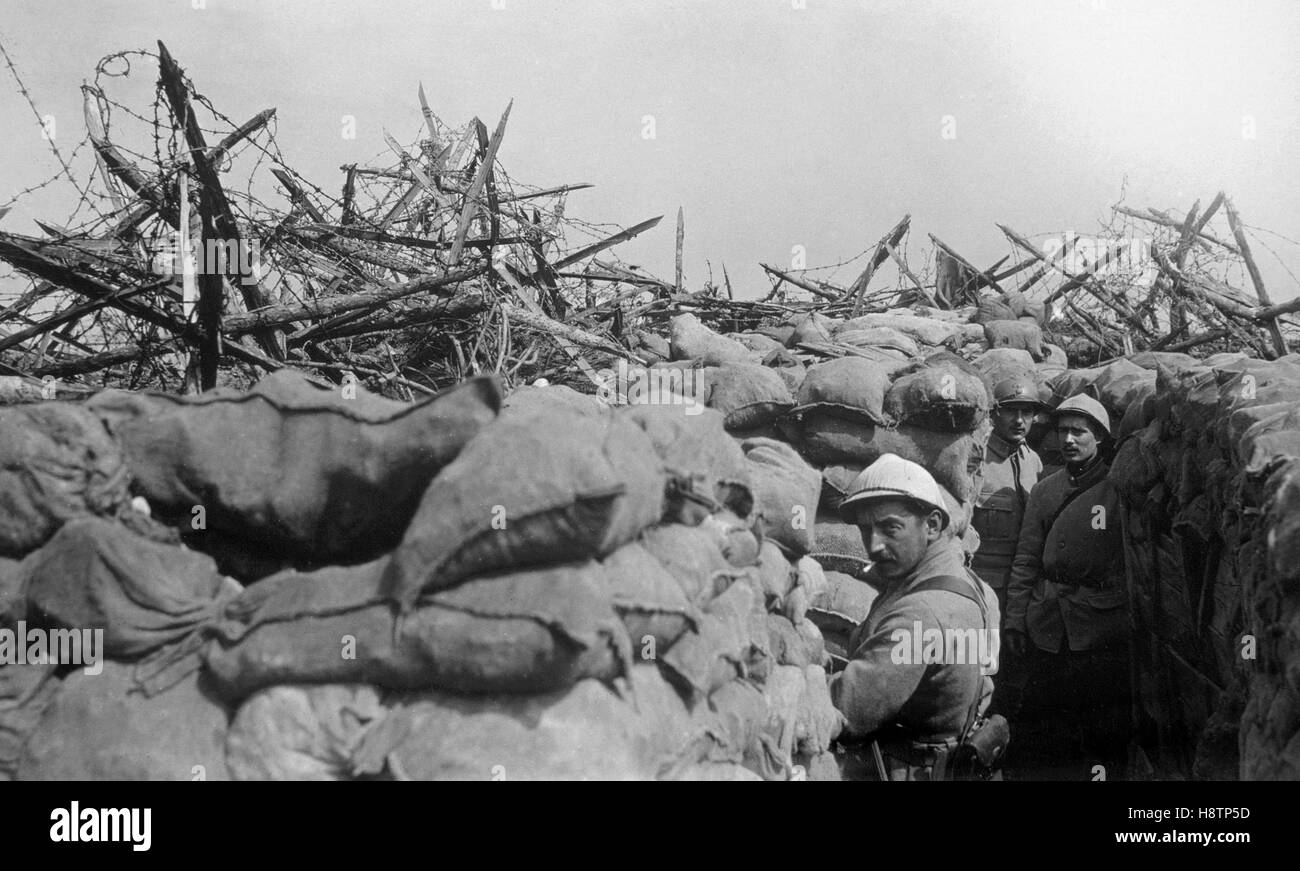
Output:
[{"left": 1004, "top": 629, "right": 1027, "bottom": 657}]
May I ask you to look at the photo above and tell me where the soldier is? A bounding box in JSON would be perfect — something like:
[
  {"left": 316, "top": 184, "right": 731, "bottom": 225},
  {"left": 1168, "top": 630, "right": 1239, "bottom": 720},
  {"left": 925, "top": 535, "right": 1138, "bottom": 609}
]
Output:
[
  {"left": 1004, "top": 394, "right": 1130, "bottom": 779},
  {"left": 972, "top": 373, "right": 1047, "bottom": 612},
  {"left": 830, "top": 454, "right": 1003, "bottom": 780},
  {"left": 972, "top": 373, "right": 1046, "bottom": 719}
]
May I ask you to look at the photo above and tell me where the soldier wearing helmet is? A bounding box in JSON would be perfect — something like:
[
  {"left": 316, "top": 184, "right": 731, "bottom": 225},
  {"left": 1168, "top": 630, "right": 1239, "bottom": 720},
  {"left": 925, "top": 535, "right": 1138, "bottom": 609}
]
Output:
[
  {"left": 972, "top": 373, "right": 1047, "bottom": 610},
  {"left": 830, "top": 454, "right": 1003, "bottom": 780},
  {"left": 1004, "top": 393, "right": 1130, "bottom": 779},
  {"left": 972, "top": 373, "right": 1047, "bottom": 719}
]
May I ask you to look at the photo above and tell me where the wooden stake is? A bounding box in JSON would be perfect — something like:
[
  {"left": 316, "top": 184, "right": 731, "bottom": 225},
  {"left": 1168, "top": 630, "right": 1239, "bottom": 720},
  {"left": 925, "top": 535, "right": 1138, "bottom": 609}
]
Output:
[
  {"left": 1225, "top": 196, "right": 1287, "bottom": 357},
  {"left": 675, "top": 206, "right": 684, "bottom": 294}
]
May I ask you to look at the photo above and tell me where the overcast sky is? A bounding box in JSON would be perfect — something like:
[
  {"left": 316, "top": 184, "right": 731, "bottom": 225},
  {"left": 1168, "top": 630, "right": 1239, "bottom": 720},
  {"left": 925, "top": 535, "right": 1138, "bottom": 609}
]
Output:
[{"left": 2, "top": 0, "right": 1298, "bottom": 301}]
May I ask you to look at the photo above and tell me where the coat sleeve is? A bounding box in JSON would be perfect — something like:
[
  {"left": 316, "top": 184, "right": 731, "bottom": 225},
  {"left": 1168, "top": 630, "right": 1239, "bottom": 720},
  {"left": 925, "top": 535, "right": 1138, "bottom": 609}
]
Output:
[
  {"left": 1005, "top": 480, "right": 1049, "bottom": 634},
  {"left": 828, "top": 605, "right": 932, "bottom": 737}
]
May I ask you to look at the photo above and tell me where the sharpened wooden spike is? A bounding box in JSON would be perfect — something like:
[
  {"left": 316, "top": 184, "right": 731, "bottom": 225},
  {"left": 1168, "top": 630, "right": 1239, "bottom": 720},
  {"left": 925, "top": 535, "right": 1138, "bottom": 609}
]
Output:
[
  {"left": 449, "top": 100, "right": 513, "bottom": 266},
  {"left": 1225, "top": 195, "right": 1288, "bottom": 356},
  {"left": 675, "top": 207, "right": 684, "bottom": 293},
  {"left": 418, "top": 83, "right": 438, "bottom": 141}
]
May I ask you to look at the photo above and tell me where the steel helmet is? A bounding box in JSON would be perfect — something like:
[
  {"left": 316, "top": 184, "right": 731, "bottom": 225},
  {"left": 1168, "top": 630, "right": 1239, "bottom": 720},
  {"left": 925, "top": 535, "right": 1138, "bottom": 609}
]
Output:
[
  {"left": 991, "top": 373, "right": 1048, "bottom": 410},
  {"left": 838, "top": 453, "right": 950, "bottom": 529},
  {"left": 1052, "top": 393, "right": 1111, "bottom": 437}
]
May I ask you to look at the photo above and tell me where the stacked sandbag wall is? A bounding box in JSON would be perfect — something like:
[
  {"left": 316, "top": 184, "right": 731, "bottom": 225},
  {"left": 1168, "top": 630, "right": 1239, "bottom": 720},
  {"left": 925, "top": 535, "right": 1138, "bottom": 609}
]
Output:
[
  {"left": 1105, "top": 351, "right": 1300, "bottom": 780},
  {"left": 0, "top": 369, "right": 844, "bottom": 781}
]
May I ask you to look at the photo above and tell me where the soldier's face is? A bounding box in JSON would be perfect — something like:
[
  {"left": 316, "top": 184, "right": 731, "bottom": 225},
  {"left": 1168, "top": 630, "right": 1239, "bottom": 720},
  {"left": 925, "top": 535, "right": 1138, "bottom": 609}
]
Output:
[
  {"left": 851, "top": 498, "right": 944, "bottom": 582},
  {"left": 1057, "top": 414, "right": 1099, "bottom": 463},
  {"left": 993, "top": 404, "right": 1036, "bottom": 444}
]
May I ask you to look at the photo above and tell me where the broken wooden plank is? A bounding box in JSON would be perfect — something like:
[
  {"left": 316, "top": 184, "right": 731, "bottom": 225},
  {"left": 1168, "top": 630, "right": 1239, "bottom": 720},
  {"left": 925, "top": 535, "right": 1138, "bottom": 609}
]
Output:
[
  {"left": 158, "top": 41, "right": 281, "bottom": 365},
  {"left": 449, "top": 100, "right": 512, "bottom": 265},
  {"left": 760, "top": 263, "right": 839, "bottom": 301},
  {"left": 1225, "top": 195, "right": 1287, "bottom": 357},
  {"left": 1114, "top": 204, "right": 1239, "bottom": 255},
  {"left": 847, "top": 215, "right": 911, "bottom": 314},
  {"left": 675, "top": 207, "right": 684, "bottom": 294},
  {"left": 546, "top": 215, "right": 664, "bottom": 273},
  {"left": 928, "top": 233, "right": 1004, "bottom": 294},
  {"left": 222, "top": 265, "right": 486, "bottom": 334},
  {"left": 885, "top": 241, "right": 936, "bottom": 307}
]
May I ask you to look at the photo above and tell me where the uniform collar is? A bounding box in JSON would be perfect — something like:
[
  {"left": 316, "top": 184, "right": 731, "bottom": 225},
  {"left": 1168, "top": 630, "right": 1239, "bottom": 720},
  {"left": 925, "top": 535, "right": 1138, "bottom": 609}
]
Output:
[
  {"left": 986, "top": 431, "right": 1026, "bottom": 461},
  {"left": 1066, "top": 452, "right": 1108, "bottom": 489},
  {"left": 870, "top": 537, "right": 969, "bottom": 596}
]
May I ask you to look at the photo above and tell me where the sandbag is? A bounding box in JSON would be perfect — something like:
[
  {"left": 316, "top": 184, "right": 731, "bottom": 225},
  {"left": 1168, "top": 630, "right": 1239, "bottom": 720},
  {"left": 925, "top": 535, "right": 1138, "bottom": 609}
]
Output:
[
  {"left": 807, "top": 570, "right": 879, "bottom": 666},
  {"left": 973, "top": 297, "right": 1018, "bottom": 325},
  {"left": 0, "top": 377, "right": 46, "bottom": 404},
  {"left": 755, "top": 540, "right": 797, "bottom": 605},
  {"left": 786, "top": 312, "right": 839, "bottom": 348},
  {"left": 883, "top": 352, "right": 990, "bottom": 432},
  {"left": 698, "top": 510, "right": 761, "bottom": 568},
  {"left": 1110, "top": 424, "right": 1164, "bottom": 499},
  {"left": 0, "top": 661, "right": 60, "bottom": 781},
  {"left": 766, "top": 354, "right": 806, "bottom": 395},
  {"left": 203, "top": 557, "right": 630, "bottom": 702},
  {"left": 1087, "top": 358, "right": 1154, "bottom": 411},
  {"left": 833, "top": 327, "right": 919, "bottom": 357},
  {"left": 983, "top": 319, "right": 1044, "bottom": 359},
  {"left": 742, "top": 437, "right": 821, "bottom": 556},
  {"left": 353, "top": 666, "right": 704, "bottom": 781},
  {"left": 663, "top": 762, "right": 765, "bottom": 781},
  {"left": 638, "top": 523, "right": 740, "bottom": 606},
  {"left": 767, "top": 613, "right": 815, "bottom": 667},
  {"left": 973, "top": 348, "right": 1036, "bottom": 387},
  {"left": 225, "top": 683, "right": 384, "bottom": 781},
  {"left": 707, "top": 678, "right": 790, "bottom": 780},
  {"left": 808, "top": 570, "right": 878, "bottom": 625},
  {"left": 17, "top": 662, "right": 230, "bottom": 781},
  {"left": 602, "top": 542, "right": 702, "bottom": 655},
  {"left": 836, "top": 314, "right": 964, "bottom": 348},
  {"left": 795, "top": 357, "right": 893, "bottom": 425},
  {"left": 1037, "top": 343, "right": 1069, "bottom": 378},
  {"left": 1004, "top": 289, "right": 1047, "bottom": 324},
  {"left": 730, "top": 332, "right": 786, "bottom": 356},
  {"left": 810, "top": 512, "right": 872, "bottom": 577},
  {"left": 1128, "top": 351, "right": 1199, "bottom": 374},
  {"left": 661, "top": 580, "right": 759, "bottom": 696},
  {"left": 502, "top": 383, "right": 608, "bottom": 420},
  {"left": 623, "top": 404, "right": 752, "bottom": 520},
  {"left": 703, "top": 364, "right": 795, "bottom": 430},
  {"left": 0, "top": 402, "right": 130, "bottom": 558},
  {"left": 1117, "top": 389, "right": 1157, "bottom": 440},
  {"left": 820, "top": 463, "right": 863, "bottom": 511},
  {"left": 798, "top": 414, "right": 990, "bottom": 501},
  {"left": 669, "top": 313, "right": 754, "bottom": 365},
  {"left": 1049, "top": 364, "right": 1110, "bottom": 406},
  {"left": 795, "top": 664, "right": 843, "bottom": 755},
  {"left": 89, "top": 371, "right": 500, "bottom": 564},
  {"left": 0, "top": 556, "right": 24, "bottom": 623},
  {"left": 383, "top": 408, "right": 665, "bottom": 609},
  {"left": 756, "top": 324, "right": 796, "bottom": 346},
  {"left": 21, "top": 517, "right": 234, "bottom": 662},
  {"left": 1264, "top": 461, "right": 1300, "bottom": 590},
  {"left": 628, "top": 329, "right": 671, "bottom": 363},
  {"left": 796, "top": 618, "right": 827, "bottom": 668},
  {"left": 760, "top": 664, "right": 808, "bottom": 777}
]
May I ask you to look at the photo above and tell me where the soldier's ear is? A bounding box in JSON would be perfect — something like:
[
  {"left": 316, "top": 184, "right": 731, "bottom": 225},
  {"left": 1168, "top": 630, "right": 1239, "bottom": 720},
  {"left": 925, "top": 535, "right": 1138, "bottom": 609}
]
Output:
[{"left": 925, "top": 510, "right": 945, "bottom": 541}]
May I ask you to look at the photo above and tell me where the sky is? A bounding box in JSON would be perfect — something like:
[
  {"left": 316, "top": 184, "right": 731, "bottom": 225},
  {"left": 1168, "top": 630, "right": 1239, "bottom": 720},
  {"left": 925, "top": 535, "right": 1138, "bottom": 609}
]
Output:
[{"left": 2, "top": 0, "right": 1298, "bottom": 301}]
